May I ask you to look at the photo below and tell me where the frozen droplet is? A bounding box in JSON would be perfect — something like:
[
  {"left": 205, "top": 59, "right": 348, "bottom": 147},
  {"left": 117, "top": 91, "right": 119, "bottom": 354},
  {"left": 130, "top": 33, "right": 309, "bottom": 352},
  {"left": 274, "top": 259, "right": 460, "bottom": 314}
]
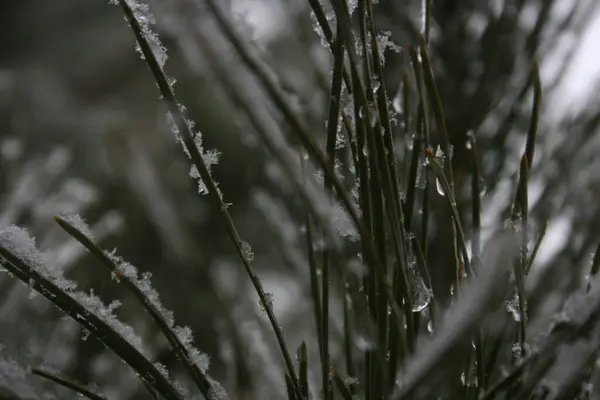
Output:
[{"left": 465, "top": 140, "right": 473, "bottom": 150}]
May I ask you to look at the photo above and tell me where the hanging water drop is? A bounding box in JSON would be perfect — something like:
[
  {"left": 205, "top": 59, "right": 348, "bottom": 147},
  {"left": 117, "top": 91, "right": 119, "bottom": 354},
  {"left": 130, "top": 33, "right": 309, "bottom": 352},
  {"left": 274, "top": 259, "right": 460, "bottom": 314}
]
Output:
[
  {"left": 362, "top": 144, "right": 369, "bottom": 157},
  {"left": 436, "top": 177, "right": 446, "bottom": 196},
  {"left": 427, "top": 320, "right": 434, "bottom": 334},
  {"left": 407, "top": 257, "right": 432, "bottom": 312}
]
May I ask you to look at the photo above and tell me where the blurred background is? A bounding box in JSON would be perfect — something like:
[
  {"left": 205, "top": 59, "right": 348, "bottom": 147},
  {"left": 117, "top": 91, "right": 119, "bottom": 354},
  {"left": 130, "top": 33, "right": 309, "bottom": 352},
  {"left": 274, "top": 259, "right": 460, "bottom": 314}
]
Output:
[{"left": 1, "top": 0, "right": 600, "bottom": 398}]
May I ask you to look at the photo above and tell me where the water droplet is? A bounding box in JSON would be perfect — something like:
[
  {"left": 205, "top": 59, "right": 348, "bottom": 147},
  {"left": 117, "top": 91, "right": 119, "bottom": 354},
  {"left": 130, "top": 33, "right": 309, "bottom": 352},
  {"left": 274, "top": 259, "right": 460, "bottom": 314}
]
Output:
[
  {"left": 436, "top": 177, "right": 446, "bottom": 197},
  {"left": 408, "top": 257, "right": 432, "bottom": 312},
  {"left": 427, "top": 320, "right": 434, "bottom": 334},
  {"left": 362, "top": 144, "right": 369, "bottom": 157}
]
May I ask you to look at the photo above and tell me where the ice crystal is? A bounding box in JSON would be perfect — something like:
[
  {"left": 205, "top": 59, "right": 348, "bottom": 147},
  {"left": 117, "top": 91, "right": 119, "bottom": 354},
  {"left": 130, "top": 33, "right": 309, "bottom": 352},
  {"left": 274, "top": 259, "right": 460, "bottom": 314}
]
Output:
[
  {"left": 0, "top": 225, "right": 77, "bottom": 292},
  {"left": 59, "top": 212, "right": 94, "bottom": 241},
  {"left": 259, "top": 292, "right": 274, "bottom": 315}
]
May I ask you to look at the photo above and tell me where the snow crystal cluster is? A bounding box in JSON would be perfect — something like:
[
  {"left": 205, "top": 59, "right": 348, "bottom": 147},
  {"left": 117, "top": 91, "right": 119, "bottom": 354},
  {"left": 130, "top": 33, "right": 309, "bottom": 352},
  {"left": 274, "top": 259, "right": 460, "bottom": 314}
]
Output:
[
  {"left": 0, "top": 225, "right": 146, "bottom": 351},
  {"left": 0, "top": 225, "right": 76, "bottom": 292},
  {"left": 105, "top": 249, "right": 211, "bottom": 373},
  {"left": 0, "top": 222, "right": 210, "bottom": 391},
  {"left": 108, "top": 0, "right": 167, "bottom": 68},
  {"left": 108, "top": 0, "right": 221, "bottom": 197},
  {"left": 59, "top": 212, "right": 95, "bottom": 241}
]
